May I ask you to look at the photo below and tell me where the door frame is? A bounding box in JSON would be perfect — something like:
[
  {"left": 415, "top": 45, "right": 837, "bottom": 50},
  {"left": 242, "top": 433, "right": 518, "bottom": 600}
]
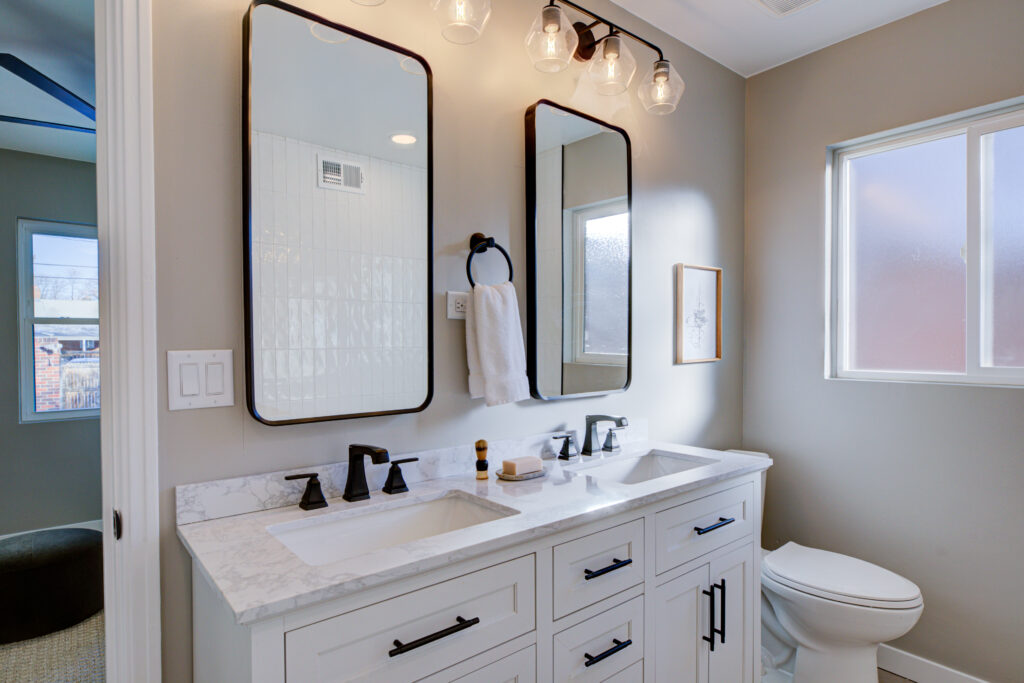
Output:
[{"left": 95, "top": 0, "right": 162, "bottom": 679}]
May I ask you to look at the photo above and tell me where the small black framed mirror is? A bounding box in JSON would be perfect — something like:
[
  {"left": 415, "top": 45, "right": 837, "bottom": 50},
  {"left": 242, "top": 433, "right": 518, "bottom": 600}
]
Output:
[
  {"left": 243, "top": 0, "right": 433, "bottom": 425},
  {"left": 525, "top": 100, "right": 632, "bottom": 400}
]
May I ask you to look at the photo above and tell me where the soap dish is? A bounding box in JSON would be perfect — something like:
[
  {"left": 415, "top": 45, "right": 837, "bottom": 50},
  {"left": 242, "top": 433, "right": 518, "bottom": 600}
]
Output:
[{"left": 495, "top": 468, "right": 546, "bottom": 482}]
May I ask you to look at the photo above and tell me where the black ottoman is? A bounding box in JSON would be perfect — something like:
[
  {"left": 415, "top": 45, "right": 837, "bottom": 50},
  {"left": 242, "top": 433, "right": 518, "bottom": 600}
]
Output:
[{"left": 0, "top": 528, "right": 104, "bottom": 644}]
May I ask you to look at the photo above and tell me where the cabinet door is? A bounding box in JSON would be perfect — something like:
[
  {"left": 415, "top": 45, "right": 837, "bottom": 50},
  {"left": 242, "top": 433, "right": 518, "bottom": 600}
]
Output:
[
  {"left": 708, "top": 543, "right": 755, "bottom": 683},
  {"left": 653, "top": 564, "right": 709, "bottom": 683}
]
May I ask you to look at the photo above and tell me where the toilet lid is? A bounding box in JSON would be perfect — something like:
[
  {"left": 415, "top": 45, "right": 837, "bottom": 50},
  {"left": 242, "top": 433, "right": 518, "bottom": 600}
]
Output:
[{"left": 763, "top": 543, "right": 921, "bottom": 606}]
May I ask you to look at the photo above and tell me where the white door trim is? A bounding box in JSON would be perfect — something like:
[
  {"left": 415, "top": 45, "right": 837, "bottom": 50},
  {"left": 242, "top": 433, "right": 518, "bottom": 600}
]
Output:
[{"left": 95, "top": 0, "right": 162, "bottom": 680}]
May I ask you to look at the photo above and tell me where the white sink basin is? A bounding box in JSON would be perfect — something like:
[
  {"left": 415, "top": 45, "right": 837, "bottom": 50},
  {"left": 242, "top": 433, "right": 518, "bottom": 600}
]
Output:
[
  {"left": 573, "top": 450, "right": 718, "bottom": 485},
  {"left": 268, "top": 491, "right": 518, "bottom": 566}
]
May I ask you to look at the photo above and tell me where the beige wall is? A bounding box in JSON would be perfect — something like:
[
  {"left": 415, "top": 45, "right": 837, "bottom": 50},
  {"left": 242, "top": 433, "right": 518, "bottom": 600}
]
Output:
[
  {"left": 744, "top": 1, "right": 1024, "bottom": 680},
  {"left": 0, "top": 149, "right": 100, "bottom": 536},
  {"left": 153, "top": 0, "right": 745, "bottom": 679}
]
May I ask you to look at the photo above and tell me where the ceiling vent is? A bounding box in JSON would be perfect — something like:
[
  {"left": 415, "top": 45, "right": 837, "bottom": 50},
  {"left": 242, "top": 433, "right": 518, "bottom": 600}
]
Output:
[
  {"left": 753, "top": 0, "right": 822, "bottom": 17},
  {"left": 317, "top": 153, "right": 365, "bottom": 194}
]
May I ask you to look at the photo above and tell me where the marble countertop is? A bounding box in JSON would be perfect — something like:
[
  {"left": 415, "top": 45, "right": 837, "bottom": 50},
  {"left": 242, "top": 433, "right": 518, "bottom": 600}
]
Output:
[{"left": 177, "top": 441, "right": 771, "bottom": 625}]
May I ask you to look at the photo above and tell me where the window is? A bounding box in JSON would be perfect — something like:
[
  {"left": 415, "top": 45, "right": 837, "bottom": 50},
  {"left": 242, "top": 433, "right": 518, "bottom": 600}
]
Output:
[
  {"left": 17, "top": 220, "right": 100, "bottom": 421},
  {"left": 829, "top": 101, "right": 1024, "bottom": 386},
  {"left": 567, "top": 200, "right": 629, "bottom": 366}
]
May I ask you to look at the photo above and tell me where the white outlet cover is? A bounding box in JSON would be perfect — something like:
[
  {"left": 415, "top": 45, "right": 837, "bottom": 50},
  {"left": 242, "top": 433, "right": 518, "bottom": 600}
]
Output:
[
  {"left": 446, "top": 291, "right": 469, "bottom": 320},
  {"left": 167, "top": 350, "right": 235, "bottom": 410}
]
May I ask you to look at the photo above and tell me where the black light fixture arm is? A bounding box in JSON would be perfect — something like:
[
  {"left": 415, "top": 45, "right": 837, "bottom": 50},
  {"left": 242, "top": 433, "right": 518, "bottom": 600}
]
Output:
[{"left": 551, "top": 0, "right": 665, "bottom": 61}]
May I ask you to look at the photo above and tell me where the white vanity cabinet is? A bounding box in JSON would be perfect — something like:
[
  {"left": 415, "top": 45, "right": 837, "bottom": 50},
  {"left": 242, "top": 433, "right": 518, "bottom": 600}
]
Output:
[{"left": 191, "top": 473, "right": 763, "bottom": 683}]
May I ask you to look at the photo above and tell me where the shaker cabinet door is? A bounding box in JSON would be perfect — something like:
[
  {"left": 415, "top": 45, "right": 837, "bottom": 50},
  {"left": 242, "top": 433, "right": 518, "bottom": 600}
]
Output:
[
  {"left": 708, "top": 543, "right": 756, "bottom": 683},
  {"left": 653, "top": 564, "right": 710, "bottom": 683}
]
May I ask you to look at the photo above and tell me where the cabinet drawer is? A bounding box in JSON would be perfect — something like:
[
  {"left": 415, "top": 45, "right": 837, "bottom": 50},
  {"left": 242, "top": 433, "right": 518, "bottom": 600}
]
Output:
[
  {"left": 286, "top": 555, "right": 535, "bottom": 682},
  {"left": 553, "top": 596, "right": 643, "bottom": 682},
  {"left": 655, "top": 483, "right": 754, "bottom": 574},
  {"left": 448, "top": 645, "right": 536, "bottom": 683},
  {"left": 553, "top": 519, "right": 644, "bottom": 619}
]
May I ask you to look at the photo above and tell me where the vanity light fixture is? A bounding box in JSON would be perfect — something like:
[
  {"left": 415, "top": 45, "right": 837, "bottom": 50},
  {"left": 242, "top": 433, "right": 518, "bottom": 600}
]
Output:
[
  {"left": 390, "top": 133, "right": 417, "bottom": 145},
  {"left": 349, "top": 0, "right": 385, "bottom": 5},
  {"left": 430, "top": 0, "right": 492, "bottom": 44},
  {"left": 524, "top": 3, "right": 579, "bottom": 73},
  {"left": 525, "top": 0, "right": 685, "bottom": 114},
  {"left": 587, "top": 32, "right": 635, "bottom": 95}
]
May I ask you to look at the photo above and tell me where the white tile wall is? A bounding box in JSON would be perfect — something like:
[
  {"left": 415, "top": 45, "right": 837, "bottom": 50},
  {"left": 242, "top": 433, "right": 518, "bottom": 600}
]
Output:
[{"left": 251, "top": 131, "right": 429, "bottom": 420}]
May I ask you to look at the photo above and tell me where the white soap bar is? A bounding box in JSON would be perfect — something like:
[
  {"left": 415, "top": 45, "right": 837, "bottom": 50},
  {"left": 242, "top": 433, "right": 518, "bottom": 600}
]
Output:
[{"left": 502, "top": 456, "right": 543, "bottom": 476}]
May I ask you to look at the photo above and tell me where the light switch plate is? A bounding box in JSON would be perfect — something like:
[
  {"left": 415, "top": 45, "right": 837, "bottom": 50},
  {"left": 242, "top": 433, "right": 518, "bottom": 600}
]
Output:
[
  {"left": 167, "top": 350, "right": 234, "bottom": 410},
  {"left": 446, "top": 291, "right": 469, "bottom": 320}
]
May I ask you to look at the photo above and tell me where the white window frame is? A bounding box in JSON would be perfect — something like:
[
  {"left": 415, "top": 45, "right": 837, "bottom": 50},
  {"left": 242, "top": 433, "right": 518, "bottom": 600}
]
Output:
[
  {"left": 827, "top": 97, "right": 1024, "bottom": 387},
  {"left": 17, "top": 218, "right": 101, "bottom": 422},
  {"left": 566, "top": 199, "right": 629, "bottom": 367}
]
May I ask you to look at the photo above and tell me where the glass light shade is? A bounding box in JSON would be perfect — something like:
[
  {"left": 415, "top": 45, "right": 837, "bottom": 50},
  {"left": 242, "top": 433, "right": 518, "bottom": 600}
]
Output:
[
  {"left": 587, "top": 34, "right": 636, "bottom": 96},
  {"left": 637, "top": 60, "right": 685, "bottom": 114},
  {"left": 350, "top": 0, "right": 385, "bottom": 5},
  {"left": 431, "top": 0, "right": 491, "bottom": 45},
  {"left": 524, "top": 5, "right": 579, "bottom": 73}
]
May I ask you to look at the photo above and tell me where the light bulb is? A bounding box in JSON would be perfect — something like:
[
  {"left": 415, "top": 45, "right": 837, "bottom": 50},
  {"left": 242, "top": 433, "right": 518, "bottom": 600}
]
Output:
[
  {"left": 637, "top": 59, "right": 685, "bottom": 115},
  {"left": 524, "top": 4, "right": 578, "bottom": 73},
  {"left": 431, "top": 0, "right": 491, "bottom": 44},
  {"left": 587, "top": 34, "right": 636, "bottom": 96}
]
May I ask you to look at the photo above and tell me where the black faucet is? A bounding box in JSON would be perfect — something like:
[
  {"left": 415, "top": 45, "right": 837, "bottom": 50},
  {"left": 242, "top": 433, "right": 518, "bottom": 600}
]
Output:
[
  {"left": 284, "top": 473, "right": 328, "bottom": 511},
  {"left": 582, "top": 415, "right": 629, "bottom": 456},
  {"left": 343, "top": 444, "right": 390, "bottom": 502}
]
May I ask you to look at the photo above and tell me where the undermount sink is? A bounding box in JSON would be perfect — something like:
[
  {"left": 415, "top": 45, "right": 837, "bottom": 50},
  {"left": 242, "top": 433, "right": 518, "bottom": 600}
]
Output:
[
  {"left": 573, "top": 450, "right": 718, "bottom": 485},
  {"left": 268, "top": 491, "right": 519, "bottom": 566}
]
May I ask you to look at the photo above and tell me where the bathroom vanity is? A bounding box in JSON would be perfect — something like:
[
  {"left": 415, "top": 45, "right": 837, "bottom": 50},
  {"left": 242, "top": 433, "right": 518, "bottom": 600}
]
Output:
[{"left": 178, "top": 440, "right": 770, "bottom": 682}]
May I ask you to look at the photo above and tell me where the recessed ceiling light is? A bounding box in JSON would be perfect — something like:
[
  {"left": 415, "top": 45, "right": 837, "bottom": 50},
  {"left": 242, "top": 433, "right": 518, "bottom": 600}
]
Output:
[
  {"left": 391, "top": 133, "right": 417, "bottom": 145},
  {"left": 308, "top": 21, "right": 348, "bottom": 43}
]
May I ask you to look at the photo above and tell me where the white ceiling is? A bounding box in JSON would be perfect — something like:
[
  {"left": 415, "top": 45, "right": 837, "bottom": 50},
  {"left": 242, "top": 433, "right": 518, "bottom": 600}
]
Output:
[
  {"left": 251, "top": 4, "right": 428, "bottom": 168},
  {"left": 0, "top": 0, "right": 95, "bottom": 162},
  {"left": 611, "top": 0, "right": 951, "bottom": 77}
]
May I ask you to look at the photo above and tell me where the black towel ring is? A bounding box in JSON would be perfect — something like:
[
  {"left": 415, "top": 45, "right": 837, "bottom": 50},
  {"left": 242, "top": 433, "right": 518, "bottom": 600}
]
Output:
[{"left": 466, "top": 233, "right": 513, "bottom": 287}]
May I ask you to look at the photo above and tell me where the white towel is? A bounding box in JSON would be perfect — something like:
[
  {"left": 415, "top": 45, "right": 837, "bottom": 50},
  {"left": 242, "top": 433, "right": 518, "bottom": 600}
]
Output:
[{"left": 465, "top": 282, "right": 531, "bottom": 406}]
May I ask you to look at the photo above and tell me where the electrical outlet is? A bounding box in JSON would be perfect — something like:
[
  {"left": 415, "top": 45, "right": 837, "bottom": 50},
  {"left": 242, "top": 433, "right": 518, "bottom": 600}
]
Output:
[{"left": 446, "top": 291, "right": 469, "bottom": 320}]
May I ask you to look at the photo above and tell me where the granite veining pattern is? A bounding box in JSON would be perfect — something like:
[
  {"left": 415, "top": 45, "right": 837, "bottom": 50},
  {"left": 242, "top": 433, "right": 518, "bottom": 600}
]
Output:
[{"left": 177, "top": 434, "right": 770, "bottom": 625}]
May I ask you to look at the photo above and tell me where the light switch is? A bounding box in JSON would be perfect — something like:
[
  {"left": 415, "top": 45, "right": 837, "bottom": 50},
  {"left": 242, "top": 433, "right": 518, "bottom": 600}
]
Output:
[
  {"left": 180, "top": 363, "right": 201, "bottom": 397},
  {"left": 206, "top": 362, "right": 225, "bottom": 395},
  {"left": 167, "top": 350, "right": 234, "bottom": 411}
]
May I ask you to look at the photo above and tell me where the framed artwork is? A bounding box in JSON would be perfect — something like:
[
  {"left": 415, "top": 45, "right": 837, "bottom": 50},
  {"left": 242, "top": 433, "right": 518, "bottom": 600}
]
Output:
[{"left": 675, "top": 264, "right": 722, "bottom": 364}]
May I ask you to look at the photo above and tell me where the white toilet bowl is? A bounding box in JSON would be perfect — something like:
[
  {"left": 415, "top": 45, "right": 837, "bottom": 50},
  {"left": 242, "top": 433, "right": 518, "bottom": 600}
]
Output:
[{"left": 760, "top": 542, "right": 923, "bottom": 683}]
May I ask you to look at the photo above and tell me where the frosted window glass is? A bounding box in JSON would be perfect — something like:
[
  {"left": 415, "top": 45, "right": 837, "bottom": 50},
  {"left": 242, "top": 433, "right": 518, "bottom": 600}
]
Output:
[
  {"left": 984, "top": 124, "right": 1024, "bottom": 367},
  {"left": 847, "top": 134, "right": 967, "bottom": 373},
  {"left": 583, "top": 212, "right": 629, "bottom": 356}
]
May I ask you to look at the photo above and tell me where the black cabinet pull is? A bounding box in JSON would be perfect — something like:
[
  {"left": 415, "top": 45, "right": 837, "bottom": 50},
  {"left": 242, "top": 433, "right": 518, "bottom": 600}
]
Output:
[
  {"left": 584, "top": 557, "right": 632, "bottom": 581},
  {"left": 718, "top": 578, "right": 727, "bottom": 644},
  {"left": 388, "top": 616, "right": 479, "bottom": 657},
  {"left": 694, "top": 517, "right": 735, "bottom": 536},
  {"left": 584, "top": 638, "right": 632, "bottom": 667},
  {"left": 702, "top": 584, "right": 717, "bottom": 652},
  {"left": 703, "top": 579, "right": 727, "bottom": 652}
]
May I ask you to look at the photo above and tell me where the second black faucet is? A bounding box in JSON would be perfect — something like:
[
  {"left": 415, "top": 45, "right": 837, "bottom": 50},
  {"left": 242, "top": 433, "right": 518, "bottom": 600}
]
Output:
[{"left": 343, "top": 444, "right": 390, "bottom": 502}]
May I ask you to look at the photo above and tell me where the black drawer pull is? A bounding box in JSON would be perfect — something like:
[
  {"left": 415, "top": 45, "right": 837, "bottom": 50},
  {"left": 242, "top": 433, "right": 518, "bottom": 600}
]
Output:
[
  {"left": 584, "top": 638, "right": 632, "bottom": 667},
  {"left": 584, "top": 557, "right": 632, "bottom": 581},
  {"left": 388, "top": 616, "right": 479, "bottom": 657},
  {"left": 694, "top": 517, "right": 735, "bottom": 536}
]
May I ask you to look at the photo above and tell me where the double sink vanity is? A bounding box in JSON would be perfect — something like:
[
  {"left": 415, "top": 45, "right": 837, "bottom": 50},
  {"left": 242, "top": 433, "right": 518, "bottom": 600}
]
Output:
[{"left": 178, "top": 429, "right": 771, "bottom": 682}]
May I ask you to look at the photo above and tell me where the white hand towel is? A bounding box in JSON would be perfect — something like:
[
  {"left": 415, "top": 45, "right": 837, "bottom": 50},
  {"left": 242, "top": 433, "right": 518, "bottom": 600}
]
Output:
[{"left": 465, "top": 282, "right": 531, "bottom": 406}]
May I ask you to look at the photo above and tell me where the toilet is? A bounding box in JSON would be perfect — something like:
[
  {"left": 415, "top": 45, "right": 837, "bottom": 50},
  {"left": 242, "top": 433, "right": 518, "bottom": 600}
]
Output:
[
  {"left": 760, "top": 542, "right": 923, "bottom": 682},
  {"left": 727, "top": 451, "right": 924, "bottom": 683}
]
